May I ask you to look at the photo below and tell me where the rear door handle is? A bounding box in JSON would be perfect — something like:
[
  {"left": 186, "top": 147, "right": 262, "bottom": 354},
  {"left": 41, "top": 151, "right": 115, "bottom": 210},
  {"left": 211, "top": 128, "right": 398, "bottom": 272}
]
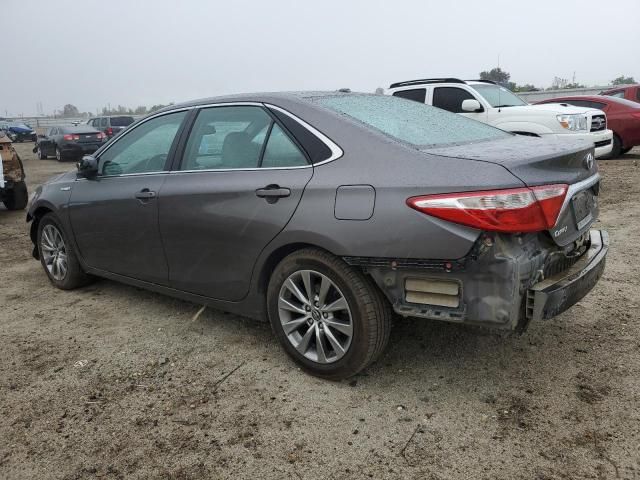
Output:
[
  {"left": 255, "top": 186, "right": 291, "bottom": 199},
  {"left": 135, "top": 189, "right": 156, "bottom": 200}
]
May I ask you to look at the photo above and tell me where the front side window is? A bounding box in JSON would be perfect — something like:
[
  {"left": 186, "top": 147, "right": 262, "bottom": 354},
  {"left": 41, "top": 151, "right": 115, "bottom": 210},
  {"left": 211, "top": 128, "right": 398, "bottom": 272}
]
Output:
[
  {"left": 432, "top": 87, "right": 476, "bottom": 113},
  {"left": 99, "top": 111, "right": 186, "bottom": 176},
  {"left": 180, "top": 106, "right": 308, "bottom": 170},
  {"left": 314, "top": 94, "right": 510, "bottom": 147},
  {"left": 471, "top": 84, "right": 528, "bottom": 108},
  {"left": 392, "top": 88, "right": 426, "bottom": 103}
]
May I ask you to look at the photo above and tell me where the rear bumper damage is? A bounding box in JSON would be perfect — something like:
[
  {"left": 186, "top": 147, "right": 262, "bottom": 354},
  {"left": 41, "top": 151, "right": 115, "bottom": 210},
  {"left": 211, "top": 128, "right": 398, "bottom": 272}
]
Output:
[
  {"left": 357, "top": 229, "right": 608, "bottom": 331},
  {"left": 526, "top": 230, "right": 608, "bottom": 321}
]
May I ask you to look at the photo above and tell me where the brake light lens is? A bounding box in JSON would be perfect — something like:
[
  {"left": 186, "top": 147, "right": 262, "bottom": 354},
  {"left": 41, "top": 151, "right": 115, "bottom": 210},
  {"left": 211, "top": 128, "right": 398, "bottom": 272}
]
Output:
[
  {"left": 63, "top": 134, "right": 80, "bottom": 141},
  {"left": 97, "top": 132, "right": 107, "bottom": 141},
  {"left": 106, "top": 127, "right": 113, "bottom": 136},
  {"left": 407, "top": 184, "right": 568, "bottom": 233}
]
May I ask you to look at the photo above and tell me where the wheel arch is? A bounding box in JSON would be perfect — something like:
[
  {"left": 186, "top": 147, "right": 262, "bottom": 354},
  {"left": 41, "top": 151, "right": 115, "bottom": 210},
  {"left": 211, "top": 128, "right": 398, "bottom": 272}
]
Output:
[
  {"left": 28, "top": 205, "right": 55, "bottom": 256},
  {"left": 255, "top": 242, "right": 335, "bottom": 297}
]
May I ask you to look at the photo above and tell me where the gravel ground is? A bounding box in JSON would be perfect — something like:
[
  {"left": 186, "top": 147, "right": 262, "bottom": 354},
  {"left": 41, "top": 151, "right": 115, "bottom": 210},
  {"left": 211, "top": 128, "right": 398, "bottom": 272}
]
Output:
[{"left": 1, "top": 143, "right": 639, "bottom": 479}]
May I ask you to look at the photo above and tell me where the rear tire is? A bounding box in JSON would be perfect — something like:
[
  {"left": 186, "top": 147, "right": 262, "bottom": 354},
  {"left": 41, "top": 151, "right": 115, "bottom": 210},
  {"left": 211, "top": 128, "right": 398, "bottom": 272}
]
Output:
[
  {"left": 621, "top": 147, "right": 632, "bottom": 155},
  {"left": 55, "top": 147, "right": 64, "bottom": 162},
  {"left": 267, "top": 248, "right": 392, "bottom": 380},
  {"left": 36, "top": 213, "right": 93, "bottom": 290},
  {"left": 2, "top": 181, "right": 28, "bottom": 210},
  {"left": 37, "top": 146, "right": 47, "bottom": 160}
]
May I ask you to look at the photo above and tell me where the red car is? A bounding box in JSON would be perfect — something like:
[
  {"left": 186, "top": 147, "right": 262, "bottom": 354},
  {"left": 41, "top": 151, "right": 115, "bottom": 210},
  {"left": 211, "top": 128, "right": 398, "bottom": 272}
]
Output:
[
  {"left": 536, "top": 95, "right": 640, "bottom": 158},
  {"left": 600, "top": 85, "right": 640, "bottom": 103}
]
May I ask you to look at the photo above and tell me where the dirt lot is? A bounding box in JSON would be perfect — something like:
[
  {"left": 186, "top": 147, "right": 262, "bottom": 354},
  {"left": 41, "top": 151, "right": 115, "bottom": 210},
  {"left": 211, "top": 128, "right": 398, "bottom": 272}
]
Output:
[{"left": 1, "top": 143, "right": 639, "bottom": 479}]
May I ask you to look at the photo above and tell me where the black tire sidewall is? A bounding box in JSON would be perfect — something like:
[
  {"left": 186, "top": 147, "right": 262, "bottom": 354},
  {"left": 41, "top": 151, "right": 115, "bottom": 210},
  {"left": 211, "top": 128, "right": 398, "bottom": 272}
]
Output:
[{"left": 267, "top": 253, "right": 375, "bottom": 378}]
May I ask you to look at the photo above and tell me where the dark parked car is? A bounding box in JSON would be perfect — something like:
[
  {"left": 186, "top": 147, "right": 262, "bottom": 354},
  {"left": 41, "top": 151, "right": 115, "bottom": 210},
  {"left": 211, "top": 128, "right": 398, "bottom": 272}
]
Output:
[
  {"left": 27, "top": 92, "right": 607, "bottom": 379},
  {"left": 536, "top": 95, "right": 640, "bottom": 157},
  {"left": 33, "top": 126, "right": 106, "bottom": 161},
  {"left": 600, "top": 84, "right": 640, "bottom": 103},
  {"left": 0, "top": 122, "right": 37, "bottom": 142},
  {"left": 87, "top": 115, "right": 135, "bottom": 138}
]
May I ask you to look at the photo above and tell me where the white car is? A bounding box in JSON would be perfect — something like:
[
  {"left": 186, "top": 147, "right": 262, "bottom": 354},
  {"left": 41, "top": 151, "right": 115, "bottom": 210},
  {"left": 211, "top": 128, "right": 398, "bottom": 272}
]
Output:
[{"left": 387, "top": 78, "right": 613, "bottom": 158}]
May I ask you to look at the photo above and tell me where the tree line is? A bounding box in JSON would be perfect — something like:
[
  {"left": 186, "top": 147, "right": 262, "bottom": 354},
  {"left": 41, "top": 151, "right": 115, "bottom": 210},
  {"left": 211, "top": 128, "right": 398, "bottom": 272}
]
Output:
[
  {"left": 478, "top": 68, "right": 635, "bottom": 92},
  {"left": 57, "top": 103, "right": 174, "bottom": 118}
]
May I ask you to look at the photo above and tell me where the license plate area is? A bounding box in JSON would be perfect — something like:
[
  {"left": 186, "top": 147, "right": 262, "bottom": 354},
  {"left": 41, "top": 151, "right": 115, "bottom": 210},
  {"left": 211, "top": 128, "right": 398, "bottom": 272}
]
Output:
[{"left": 571, "top": 190, "right": 594, "bottom": 230}]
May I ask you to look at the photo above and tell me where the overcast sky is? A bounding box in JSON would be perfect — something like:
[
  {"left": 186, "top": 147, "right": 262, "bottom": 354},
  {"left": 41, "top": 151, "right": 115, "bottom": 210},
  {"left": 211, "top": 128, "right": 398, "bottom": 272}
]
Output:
[{"left": 4, "top": 0, "right": 639, "bottom": 117}]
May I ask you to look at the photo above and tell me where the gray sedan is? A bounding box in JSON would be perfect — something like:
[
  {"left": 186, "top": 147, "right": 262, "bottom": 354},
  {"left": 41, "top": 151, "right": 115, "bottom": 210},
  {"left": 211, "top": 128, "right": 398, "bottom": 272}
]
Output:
[{"left": 27, "top": 92, "right": 607, "bottom": 379}]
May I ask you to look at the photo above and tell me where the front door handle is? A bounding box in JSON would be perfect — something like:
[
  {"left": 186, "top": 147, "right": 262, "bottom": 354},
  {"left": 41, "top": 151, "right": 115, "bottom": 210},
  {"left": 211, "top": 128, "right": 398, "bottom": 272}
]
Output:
[{"left": 135, "top": 189, "right": 156, "bottom": 200}]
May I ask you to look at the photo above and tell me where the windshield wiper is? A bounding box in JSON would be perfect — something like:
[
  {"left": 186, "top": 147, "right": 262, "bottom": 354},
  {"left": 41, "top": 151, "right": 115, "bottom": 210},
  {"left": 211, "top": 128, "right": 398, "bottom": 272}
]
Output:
[{"left": 494, "top": 104, "right": 517, "bottom": 108}]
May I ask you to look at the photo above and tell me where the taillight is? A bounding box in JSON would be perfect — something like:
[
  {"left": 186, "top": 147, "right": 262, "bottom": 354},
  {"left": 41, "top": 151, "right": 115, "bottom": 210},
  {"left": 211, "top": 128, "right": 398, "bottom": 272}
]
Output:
[
  {"left": 106, "top": 127, "right": 113, "bottom": 136},
  {"left": 97, "top": 132, "right": 106, "bottom": 140},
  {"left": 407, "top": 184, "right": 568, "bottom": 233},
  {"left": 63, "top": 134, "right": 80, "bottom": 141},
  {"left": 631, "top": 112, "right": 640, "bottom": 120}
]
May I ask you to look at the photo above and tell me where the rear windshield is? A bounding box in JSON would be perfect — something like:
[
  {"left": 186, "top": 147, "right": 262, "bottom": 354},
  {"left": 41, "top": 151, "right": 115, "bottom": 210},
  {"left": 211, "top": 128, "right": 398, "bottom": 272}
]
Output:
[
  {"left": 312, "top": 94, "right": 510, "bottom": 147},
  {"left": 110, "top": 116, "right": 134, "bottom": 127}
]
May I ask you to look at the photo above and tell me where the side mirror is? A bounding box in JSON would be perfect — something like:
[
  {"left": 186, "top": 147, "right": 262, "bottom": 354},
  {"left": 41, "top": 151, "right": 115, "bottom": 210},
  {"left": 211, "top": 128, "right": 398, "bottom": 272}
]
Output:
[
  {"left": 462, "top": 99, "right": 483, "bottom": 113},
  {"left": 77, "top": 155, "right": 99, "bottom": 179}
]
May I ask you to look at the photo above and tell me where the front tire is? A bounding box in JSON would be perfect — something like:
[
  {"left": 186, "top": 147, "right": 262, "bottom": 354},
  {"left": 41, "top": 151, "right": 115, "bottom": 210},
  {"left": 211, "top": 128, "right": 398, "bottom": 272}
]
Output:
[
  {"left": 37, "top": 146, "right": 47, "bottom": 160},
  {"left": 605, "top": 134, "right": 622, "bottom": 159},
  {"left": 2, "top": 181, "right": 28, "bottom": 210},
  {"left": 267, "top": 248, "right": 392, "bottom": 380},
  {"left": 621, "top": 147, "right": 632, "bottom": 155},
  {"left": 37, "top": 213, "right": 92, "bottom": 289}
]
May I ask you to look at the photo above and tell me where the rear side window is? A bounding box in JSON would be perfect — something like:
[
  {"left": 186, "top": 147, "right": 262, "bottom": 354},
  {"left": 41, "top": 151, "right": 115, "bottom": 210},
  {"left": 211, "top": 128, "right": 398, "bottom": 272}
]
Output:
[
  {"left": 432, "top": 87, "right": 475, "bottom": 113},
  {"left": 261, "top": 124, "right": 307, "bottom": 168},
  {"left": 110, "top": 116, "right": 134, "bottom": 127},
  {"left": 268, "top": 108, "right": 332, "bottom": 164},
  {"left": 314, "top": 94, "right": 510, "bottom": 147},
  {"left": 100, "top": 118, "right": 108, "bottom": 127},
  {"left": 606, "top": 91, "right": 625, "bottom": 98},
  {"left": 392, "top": 88, "right": 426, "bottom": 103}
]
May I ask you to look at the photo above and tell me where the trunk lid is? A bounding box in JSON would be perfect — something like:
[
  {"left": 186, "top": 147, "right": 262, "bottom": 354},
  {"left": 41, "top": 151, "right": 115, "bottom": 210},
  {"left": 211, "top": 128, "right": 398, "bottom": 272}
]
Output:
[
  {"left": 75, "top": 131, "right": 102, "bottom": 143},
  {"left": 424, "top": 136, "right": 600, "bottom": 247}
]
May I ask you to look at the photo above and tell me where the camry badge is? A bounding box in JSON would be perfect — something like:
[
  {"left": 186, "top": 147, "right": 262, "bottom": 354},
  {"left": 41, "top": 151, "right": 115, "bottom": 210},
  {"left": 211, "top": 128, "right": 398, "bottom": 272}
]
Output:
[{"left": 583, "top": 152, "right": 594, "bottom": 170}]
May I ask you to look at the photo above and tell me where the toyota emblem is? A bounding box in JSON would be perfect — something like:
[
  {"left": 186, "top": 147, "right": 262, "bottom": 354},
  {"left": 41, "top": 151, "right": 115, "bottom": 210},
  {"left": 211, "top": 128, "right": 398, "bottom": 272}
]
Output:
[{"left": 583, "top": 152, "right": 594, "bottom": 170}]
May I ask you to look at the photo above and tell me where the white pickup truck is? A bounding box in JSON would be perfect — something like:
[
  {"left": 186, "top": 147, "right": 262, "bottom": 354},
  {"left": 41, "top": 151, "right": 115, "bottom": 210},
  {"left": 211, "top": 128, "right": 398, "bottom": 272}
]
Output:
[{"left": 387, "top": 78, "right": 613, "bottom": 158}]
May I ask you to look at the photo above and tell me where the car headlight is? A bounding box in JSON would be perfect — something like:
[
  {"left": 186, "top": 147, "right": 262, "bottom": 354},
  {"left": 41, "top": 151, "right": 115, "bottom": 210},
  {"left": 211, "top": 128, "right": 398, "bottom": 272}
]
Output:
[{"left": 557, "top": 114, "right": 588, "bottom": 131}]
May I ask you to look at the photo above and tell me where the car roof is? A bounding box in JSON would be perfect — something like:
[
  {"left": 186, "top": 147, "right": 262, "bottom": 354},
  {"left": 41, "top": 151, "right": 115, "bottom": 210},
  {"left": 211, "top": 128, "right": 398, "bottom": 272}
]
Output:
[
  {"left": 152, "top": 91, "right": 357, "bottom": 115},
  {"left": 539, "top": 95, "right": 640, "bottom": 109},
  {"left": 601, "top": 84, "right": 639, "bottom": 92}
]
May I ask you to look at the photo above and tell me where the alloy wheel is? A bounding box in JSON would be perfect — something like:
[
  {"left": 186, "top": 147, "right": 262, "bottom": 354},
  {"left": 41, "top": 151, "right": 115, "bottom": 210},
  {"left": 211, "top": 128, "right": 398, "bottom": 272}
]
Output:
[
  {"left": 278, "top": 269, "right": 353, "bottom": 364},
  {"left": 41, "top": 224, "right": 68, "bottom": 281}
]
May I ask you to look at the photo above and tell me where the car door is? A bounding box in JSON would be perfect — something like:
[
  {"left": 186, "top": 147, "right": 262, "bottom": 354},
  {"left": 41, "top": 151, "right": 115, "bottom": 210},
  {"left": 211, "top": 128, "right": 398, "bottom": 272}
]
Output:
[
  {"left": 432, "top": 86, "right": 488, "bottom": 122},
  {"left": 158, "top": 104, "right": 314, "bottom": 301},
  {"left": 67, "top": 110, "right": 188, "bottom": 284}
]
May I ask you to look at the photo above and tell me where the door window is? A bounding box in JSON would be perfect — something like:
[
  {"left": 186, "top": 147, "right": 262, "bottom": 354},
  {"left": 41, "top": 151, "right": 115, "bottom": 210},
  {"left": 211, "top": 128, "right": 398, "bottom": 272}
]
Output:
[
  {"left": 181, "top": 106, "right": 307, "bottom": 170},
  {"left": 100, "top": 117, "right": 108, "bottom": 127},
  {"left": 392, "top": 88, "right": 427, "bottom": 103},
  {"left": 99, "top": 111, "right": 186, "bottom": 176},
  {"left": 432, "top": 87, "right": 476, "bottom": 113},
  {"left": 606, "top": 91, "right": 625, "bottom": 98}
]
